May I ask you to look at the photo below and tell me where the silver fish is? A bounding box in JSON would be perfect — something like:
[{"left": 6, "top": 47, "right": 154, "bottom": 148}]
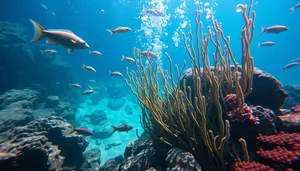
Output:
[
  {"left": 106, "top": 26, "right": 132, "bottom": 36},
  {"left": 260, "top": 25, "right": 288, "bottom": 35},
  {"left": 283, "top": 62, "right": 298, "bottom": 70},
  {"left": 109, "top": 71, "right": 123, "bottom": 77},
  {"left": 139, "top": 49, "right": 158, "bottom": 58},
  {"left": 89, "top": 50, "right": 102, "bottom": 55},
  {"left": 121, "top": 55, "right": 135, "bottom": 63},
  {"left": 292, "top": 57, "right": 300, "bottom": 62},
  {"left": 70, "top": 83, "right": 82, "bottom": 88},
  {"left": 81, "top": 86, "right": 93, "bottom": 96},
  {"left": 29, "top": 19, "right": 89, "bottom": 54},
  {"left": 41, "top": 49, "right": 57, "bottom": 55},
  {"left": 83, "top": 64, "right": 96, "bottom": 72},
  {"left": 257, "top": 42, "right": 275, "bottom": 48}
]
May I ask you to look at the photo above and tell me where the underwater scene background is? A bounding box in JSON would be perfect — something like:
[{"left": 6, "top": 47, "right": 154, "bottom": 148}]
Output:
[{"left": 0, "top": 0, "right": 300, "bottom": 171}]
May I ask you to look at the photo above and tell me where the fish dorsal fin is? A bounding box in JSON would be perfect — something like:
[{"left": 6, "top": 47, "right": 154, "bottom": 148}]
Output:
[
  {"left": 117, "top": 26, "right": 123, "bottom": 29},
  {"left": 48, "top": 29, "right": 74, "bottom": 34},
  {"left": 46, "top": 38, "right": 59, "bottom": 44},
  {"left": 88, "top": 86, "right": 93, "bottom": 90}
]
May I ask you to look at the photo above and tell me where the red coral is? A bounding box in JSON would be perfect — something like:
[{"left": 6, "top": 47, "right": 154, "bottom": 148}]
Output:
[
  {"left": 225, "top": 94, "right": 240, "bottom": 110},
  {"left": 257, "top": 146, "right": 300, "bottom": 164},
  {"left": 256, "top": 131, "right": 300, "bottom": 166},
  {"left": 232, "top": 161, "right": 274, "bottom": 171},
  {"left": 225, "top": 94, "right": 259, "bottom": 124},
  {"left": 257, "top": 131, "right": 300, "bottom": 147},
  {"left": 292, "top": 105, "right": 300, "bottom": 113}
]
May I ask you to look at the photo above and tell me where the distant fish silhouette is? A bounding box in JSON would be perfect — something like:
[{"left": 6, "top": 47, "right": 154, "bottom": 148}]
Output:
[{"left": 112, "top": 124, "right": 133, "bottom": 133}]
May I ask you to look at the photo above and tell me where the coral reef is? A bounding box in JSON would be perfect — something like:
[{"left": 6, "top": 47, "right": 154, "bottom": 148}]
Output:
[
  {"left": 245, "top": 68, "right": 288, "bottom": 111},
  {"left": 225, "top": 94, "right": 259, "bottom": 124},
  {"left": 80, "top": 148, "right": 101, "bottom": 171},
  {"left": 0, "top": 116, "right": 88, "bottom": 171},
  {"left": 166, "top": 148, "right": 202, "bottom": 171},
  {"left": 278, "top": 105, "right": 300, "bottom": 131},
  {"left": 0, "top": 89, "right": 39, "bottom": 133},
  {"left": 232, "top": 161, "right": 274, "bottom": 171},
  {"left": 256, "top": 132, "right": 300, "bottom": 166}
]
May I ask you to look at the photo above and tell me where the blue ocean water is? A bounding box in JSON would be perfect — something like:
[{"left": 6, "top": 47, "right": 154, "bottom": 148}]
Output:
[
  {"left": 1, "top": 0, "right": 300, "bottom": 169},
  {"left": 1, "top": 0, "right": 299, "bottom": 84}
]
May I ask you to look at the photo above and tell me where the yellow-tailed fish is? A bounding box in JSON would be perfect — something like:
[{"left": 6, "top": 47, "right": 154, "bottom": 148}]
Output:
[{"left": 29, "top": 19, "right": 89, "bottom": 54}]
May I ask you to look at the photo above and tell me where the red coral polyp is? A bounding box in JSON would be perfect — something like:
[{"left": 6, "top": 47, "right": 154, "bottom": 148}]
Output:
[
  {"left": 232, "top": 161, "right": 274, "bottom": 171},
  {"left": 257, "top": 131, "right": 300, "bottom": 147},
  {"left": 225, "top": 94, "right": 259, "bottom": 124},
  {"left": 225, "top": 94, "right": 239, "bottom": 110},
  {"left": 257, "top": 146, "right": 300, "bottom": 165}
]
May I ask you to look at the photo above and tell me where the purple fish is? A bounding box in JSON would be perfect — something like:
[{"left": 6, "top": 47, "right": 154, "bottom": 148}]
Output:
[
  {"left": 75, "top": 127, "right": 93, "bottom": 136},
  {"left": 112, "top": 124, "right": 133, "bottom": 133}
]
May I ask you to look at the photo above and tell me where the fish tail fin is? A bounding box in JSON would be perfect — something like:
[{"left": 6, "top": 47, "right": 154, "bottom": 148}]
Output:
[
  {"left": 89, "top": 50, "right": 92, "bottom": 54},
  {"left": 289, "top": 7, "right": 295, "bottom": 13},
  {"left": 111, "top": 126, "right": 117, "bottom": 133},
  {"left": 106, "top": 29, "right": 114, "bottom": 36},
  {"left": 257, "top": 43, "right": 261, "bottom": 48},
  {"left": 260, "top": 27, "right": 265, "bottom": 35},
  {"left": 83, "top": 64, "right": 86, "bottom": 69},
  {"left": 29, "top": 19, "right": 46, "bottom": 42},
  {"left": 109, "top": 70, "right": 112, "bottom": 75},
  {"left": 121, "top": 55, "right": 125, "bottom": 60},
  {"left": 40, "top": 50, "right": 44, "bottom": 55}
]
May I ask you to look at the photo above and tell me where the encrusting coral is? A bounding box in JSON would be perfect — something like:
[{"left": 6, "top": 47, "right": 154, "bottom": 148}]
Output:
[{"left": 125, "top": 0, "right": 256, "bottom": 170}]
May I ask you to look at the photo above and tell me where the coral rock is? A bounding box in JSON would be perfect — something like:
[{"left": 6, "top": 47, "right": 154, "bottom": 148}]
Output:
[
  {"left": 225, "top": 94, "right": 259, "bottom": 125},
  {"left": 107, "top": 98, "right": 126, "bottom": 110},
  {"left": 80, "top": 148, "right": 101, "bottom": 171},
  {"left": 283, "top": 85, "right": 300, "bottom": 109},
  {"left": 46, "top": 96, "right": 60, "bottom": 108},
  {"left": 99, "top": 155, "right": 124, "bottom": 171},
  {"left": 0, "top": 116, "right": 88, "bottom": 171},
  {"left": 245, "top": 68, "right": 288, "bottom": 110},
  {"left": 278, "top": 105, "right": 300, "bottom": 130},
  {"left": 90, "top": 110, "right": 107, "bottom": 125},
  {"left": 166, "top": 148, "right": 202, "bottom": 171}
]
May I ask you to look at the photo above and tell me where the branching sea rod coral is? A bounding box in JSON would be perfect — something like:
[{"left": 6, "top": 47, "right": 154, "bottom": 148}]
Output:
[{"left": 126, "top": 0, "right": 256, "bottom": 170}]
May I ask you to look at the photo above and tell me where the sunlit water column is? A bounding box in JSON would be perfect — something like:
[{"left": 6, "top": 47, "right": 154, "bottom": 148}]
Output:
[
  {"left": 172, "top": 0, "right": 218, "bottom": 47},
  {"left": 136, "top": 0, "right": 171, "bottom": 68}
]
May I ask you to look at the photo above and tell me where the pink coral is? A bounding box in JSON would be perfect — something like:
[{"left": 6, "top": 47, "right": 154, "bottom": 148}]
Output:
[
  {"left": 232, "top": 161, "right": 274, "bottom": 171},
  {"left": 225, "top": 94, "right": 259, "bottom": 124}
]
